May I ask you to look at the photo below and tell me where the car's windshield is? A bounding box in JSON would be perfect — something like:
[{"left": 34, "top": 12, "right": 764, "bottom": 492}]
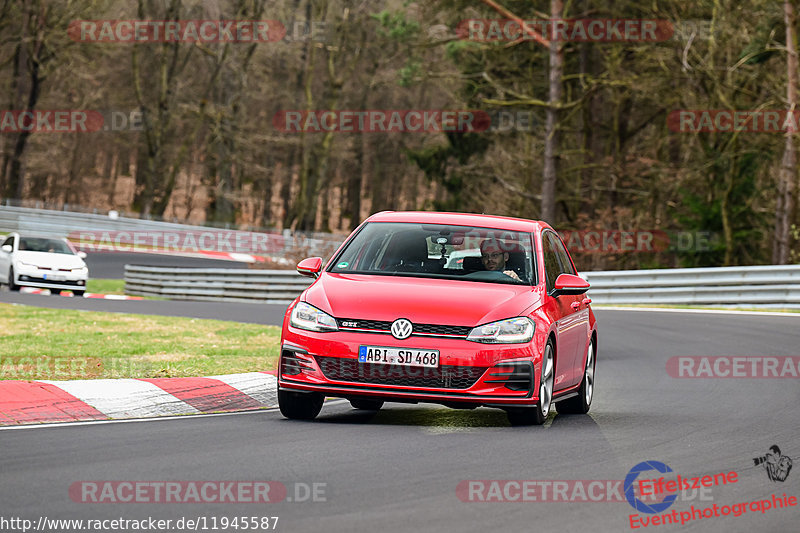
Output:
[
  {"left": 329, "top": 222, "right": 535, "bottom": 285},
  {"left": 18, "top": 238, "right": 75, "bottom": 255}
]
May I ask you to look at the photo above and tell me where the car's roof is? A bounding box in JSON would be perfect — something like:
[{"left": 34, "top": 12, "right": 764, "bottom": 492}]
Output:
[{"left": 366, "top": 211, "right": 549, "bottom": 232}]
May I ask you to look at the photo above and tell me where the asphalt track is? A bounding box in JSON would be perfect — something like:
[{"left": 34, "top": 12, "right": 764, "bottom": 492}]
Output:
[
  {"left": 84, "top": 251, "right": 249, "bottom": 279},
  {"left": 2, "top": 304, "right": 799, "bottom": 532},
  {"left": 0, "top": 290, "right": 287, "bottom": 325}
]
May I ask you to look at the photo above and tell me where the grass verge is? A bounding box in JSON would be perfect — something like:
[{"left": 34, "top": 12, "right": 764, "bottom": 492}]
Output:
[
  {"left": 86, "top": 278, "right": 125, "bottom": 295},
  {"left": 0, "top": 303, "right": 281, "bottom": 380}
]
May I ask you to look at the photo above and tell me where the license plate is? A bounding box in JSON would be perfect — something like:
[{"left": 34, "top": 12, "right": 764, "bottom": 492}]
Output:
[
  {"left": 358, "top": 346, "right": 440, "bottom": 368},
  {"left": 44, "top": 273, "right": 66, "bottom": 281}
]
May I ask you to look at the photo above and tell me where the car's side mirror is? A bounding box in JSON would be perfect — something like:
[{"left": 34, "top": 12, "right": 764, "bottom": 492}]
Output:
[
  {"left": 1, "top": 244, "right": 11, "bottom": 253},
  {"left": 551, "top": 273, "right": 590, "bottom": 297},
  {"left": 77, "top": 251, "right": 87, "bottom": 259},
  {"left": 297, "top": 257, "right": 323, "bottom": 278}
]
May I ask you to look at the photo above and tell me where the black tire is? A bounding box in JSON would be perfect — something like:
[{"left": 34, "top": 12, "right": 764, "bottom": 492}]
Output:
[
  {"left": 8, "top": 268, "right": 19, "bottom": 291},
  {"left": 506, "top": 340, "right": 555, "bottom": 426},
  {"left": 557, "top": 340, "right": 595, "bottom": 415},
  {"left": 73, "top": 290, "right": 85, "bottom": 297},
  {"left": 278, "top": 389, "right": 324, "bottom": 420},
  {"left": 349, "top": 398, "right": 384, "bottom": 411}
]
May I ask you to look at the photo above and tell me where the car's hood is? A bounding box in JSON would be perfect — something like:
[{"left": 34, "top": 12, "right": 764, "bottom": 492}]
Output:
[
  {"left": 304, "top": 273, "right": 539, "bottom": 326},
  {"left": 15, "top": 250, "right": 85, "bottom": 269}
]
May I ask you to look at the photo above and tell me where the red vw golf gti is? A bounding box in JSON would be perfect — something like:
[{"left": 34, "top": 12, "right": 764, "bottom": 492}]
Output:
[{"left": 277, "top": 212, "right": 597, "bottom": 425}]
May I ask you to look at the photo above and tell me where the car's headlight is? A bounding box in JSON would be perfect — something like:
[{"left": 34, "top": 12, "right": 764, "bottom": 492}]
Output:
[
  {"left": 466, "top": 317, "right": 534, "bottom": 344},
  {"left": 17, "top": 260, "right": 35, "bottom": 267},
  {"left": 73, "top": 266, "right": 88, "bottom": 272},
  {"left": 290, "top": 302, "right": 339, "bottom": 332}
]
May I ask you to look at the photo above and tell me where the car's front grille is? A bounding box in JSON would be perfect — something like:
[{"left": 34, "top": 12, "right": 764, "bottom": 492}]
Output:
[
  {"left": 21, "top": 277, "right": 81, "bottom": 286},
  {"left": 338, "top": 319, "right": 392, "bottom": 331},
  {"left": 314, "top": 356, "right": 487, "bottom": 389},
  {"left": 336, "top": 318, "right": 472, "bottom": 338},
  {"left": 413, "top": 323, "right": 472, "bottom": 336}
]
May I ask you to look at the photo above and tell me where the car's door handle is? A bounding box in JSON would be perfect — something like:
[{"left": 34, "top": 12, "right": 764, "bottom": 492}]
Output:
[
  {"left": 582, "top": 297, "right": 592, "bottom": 306},
  {"left": 571, "top": 301, "right": 581, "bottom": 310}
]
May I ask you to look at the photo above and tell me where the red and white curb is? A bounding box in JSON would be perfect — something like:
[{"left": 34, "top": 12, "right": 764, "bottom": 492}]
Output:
[
  {"left": 0, "top": 372, "right": 278, "bottom": 425},
  {"left": 75, "top": 246, "right": 276, "bottom": 264},
  {"left": 19, "top": 287, "right": 142, "bottom": 299}
]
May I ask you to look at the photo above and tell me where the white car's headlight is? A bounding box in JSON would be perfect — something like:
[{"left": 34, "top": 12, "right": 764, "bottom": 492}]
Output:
[
  {"left": 73, "top": 266, "right": 88, "bottom": 273},
  {"left": 290, "top": 302, "right": 338, "bottom": 332},
  {"left": 466, "top": 317, "right": 534, "bottom": 344},
  {"left": 17, "top": 260, "right": 35, "bottom": 267}
]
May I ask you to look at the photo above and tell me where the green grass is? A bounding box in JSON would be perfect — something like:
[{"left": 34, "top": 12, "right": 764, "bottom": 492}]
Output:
[
  {"left": 86, "top": 278, "right": 125, "bottom": 295},
  {"left": 0, "top": 303, "right": 281, "bottom": 380}
]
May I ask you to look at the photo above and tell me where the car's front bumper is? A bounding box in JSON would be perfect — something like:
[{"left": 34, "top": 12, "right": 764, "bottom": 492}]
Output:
[
  {"left": 277, "top": 327, "right": 545, "bottom": 408},
  {"left": 15, "top": 267, "right": 87, "bottom": 291}
]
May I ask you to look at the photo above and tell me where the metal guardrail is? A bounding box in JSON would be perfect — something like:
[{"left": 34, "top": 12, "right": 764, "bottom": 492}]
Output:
[
  {"left": 125, "top": 265, "right": 312, "bottom": 303},
  {"left": 0, "top": 205, "right": 345, "bottom": 259},
  {"left": 583, "top": 265, "right": 800, "bottom": 308},
  {"left": 125, "top": 264, "right": 800, "bottom": 308}
]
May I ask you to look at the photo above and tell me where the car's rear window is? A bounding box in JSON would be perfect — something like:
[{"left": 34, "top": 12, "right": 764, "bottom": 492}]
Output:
[
  {"left": 329, "top": 222, "right": 535, "bottom": 285},
  {"left": 18, "top": 238, "right": 74, "bottom": 255}
]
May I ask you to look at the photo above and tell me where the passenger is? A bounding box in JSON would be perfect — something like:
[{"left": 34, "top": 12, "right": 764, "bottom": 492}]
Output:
[{"left": 480, "top": 239, "right": 520, "bottom": 281}]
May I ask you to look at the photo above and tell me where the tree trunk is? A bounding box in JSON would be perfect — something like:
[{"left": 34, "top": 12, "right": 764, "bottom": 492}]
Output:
[
  {"left": 774, "top": 0, "right": 798, "bottom": 264},
  {"left": 541, "top": 0, "right": 563, "bottom": 223}
]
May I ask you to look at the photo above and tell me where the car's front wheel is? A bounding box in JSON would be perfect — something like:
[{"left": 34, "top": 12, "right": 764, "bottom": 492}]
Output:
[
  {"left": 278, "top": 389, "right": 324, "bottom": 420},
  {"left": 72, "top": 290, "right": 85, "bottom": 297},
  {"left": 8, "top": 267, "right": 19, "bottom": 291},
  {"left": 506, "top": 340, "right": 554, "bottom": 426},
  {"left": 557, "top": 340, "right": 595, "bottom": 415},
  {"left": 349, "top": 398, "right": 384, "bottom": 411}
]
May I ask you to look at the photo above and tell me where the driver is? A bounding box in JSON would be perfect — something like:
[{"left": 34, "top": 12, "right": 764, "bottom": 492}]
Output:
[{"left": 480, "top": 239, "right": 520, "bottom": 281}]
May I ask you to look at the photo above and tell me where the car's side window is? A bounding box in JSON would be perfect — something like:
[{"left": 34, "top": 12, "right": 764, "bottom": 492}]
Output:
[
  {"left": 550, "top": 233, "right": 576, "bottom": 276},
  {"left": 542, "top": 232, "right": 560, "bottom": 294},
  {"left": 2, "top": 236, "right": 14, "bottom": 248}
]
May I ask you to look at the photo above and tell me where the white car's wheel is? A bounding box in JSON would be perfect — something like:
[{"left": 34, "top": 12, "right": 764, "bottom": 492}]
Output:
[{"left": 8, "top": 267, "right": 19, "bottom": 291}]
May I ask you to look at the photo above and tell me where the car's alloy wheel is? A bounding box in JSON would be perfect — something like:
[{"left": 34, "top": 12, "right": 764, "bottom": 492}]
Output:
[
  {"left": 8, "top": 267, "right": 19, "bottom": 291},
  {"left": 506, "top": 340, "right": 554, "bottom": 426},
  {"left": 557, "top": 341, "right": 594, "bottom": 415},
  {"left": 278, "top": 389, "right": 324, "bottom": 420},
  {"left": 349, "top": 398, "right": 384, "bottom": 411}
]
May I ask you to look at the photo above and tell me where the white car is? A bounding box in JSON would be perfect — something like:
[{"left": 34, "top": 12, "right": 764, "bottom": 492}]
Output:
[{"left": 0, "top": 233, "right": 89, "bottom": 296}]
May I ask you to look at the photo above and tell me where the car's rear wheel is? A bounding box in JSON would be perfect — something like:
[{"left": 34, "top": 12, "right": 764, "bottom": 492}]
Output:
[
  {"left": 278, "top": 389, "right": 324, "bottom": 420},
  {"left": 557, "top": 340, "right": 594, "bottom": 415},
  {"left": 349, "top": 398, "right": 384, "bottom": 411},
  {"left": 506, "top": 340, "right": 554, "bottom": 426},
  {"left": 8, "top": 268, "right": 19, "bottom": 291},
  {"left": 73, "top": 290, "right": 85, "bottom": 297}
]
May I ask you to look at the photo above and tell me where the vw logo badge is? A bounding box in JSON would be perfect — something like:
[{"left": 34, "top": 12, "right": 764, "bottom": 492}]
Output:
[{"left": 391, "top": 318, "right": 413, "bottom": 340}]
